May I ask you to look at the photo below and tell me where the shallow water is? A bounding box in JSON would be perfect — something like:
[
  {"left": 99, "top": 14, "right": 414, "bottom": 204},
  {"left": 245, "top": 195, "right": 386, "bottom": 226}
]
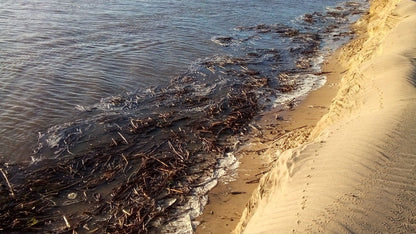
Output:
[{"left": 0, "top": 0, "right": 366, "bottom": 162}]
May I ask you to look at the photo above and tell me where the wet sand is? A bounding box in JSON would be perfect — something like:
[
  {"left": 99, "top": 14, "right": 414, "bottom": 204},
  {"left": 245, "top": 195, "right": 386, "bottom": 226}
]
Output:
[
  {"left": 235, "top": 0, "right": 416, "bottom": 233},
  {"left": 195, "top": 40, "right": 348, "bottom": 233}
]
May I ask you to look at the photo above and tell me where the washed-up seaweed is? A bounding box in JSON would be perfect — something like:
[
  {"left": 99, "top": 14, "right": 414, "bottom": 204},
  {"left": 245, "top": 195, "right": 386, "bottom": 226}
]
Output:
[{"left": 0, "top": 2, "right": 366, "bottom": 232}]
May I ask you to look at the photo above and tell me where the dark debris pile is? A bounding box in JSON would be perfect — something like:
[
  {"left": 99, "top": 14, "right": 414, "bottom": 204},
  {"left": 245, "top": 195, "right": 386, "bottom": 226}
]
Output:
[{"left": 0, "top": 79, "right": 262, "bottom": 233}]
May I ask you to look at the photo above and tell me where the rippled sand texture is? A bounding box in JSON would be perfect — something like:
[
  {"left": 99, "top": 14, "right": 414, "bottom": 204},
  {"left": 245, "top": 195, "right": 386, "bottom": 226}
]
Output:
[{"left": 236, "top": 0, "right": 416, "bottom": 233}]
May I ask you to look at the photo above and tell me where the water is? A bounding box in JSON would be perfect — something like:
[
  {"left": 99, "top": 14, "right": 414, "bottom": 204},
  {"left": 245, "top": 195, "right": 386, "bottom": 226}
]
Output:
[
  {"left": 0, "top": 0, "right": 365, "bottom": 162},
  {"left": 0, "top": 0, "right": 368, "bottom": 232}
]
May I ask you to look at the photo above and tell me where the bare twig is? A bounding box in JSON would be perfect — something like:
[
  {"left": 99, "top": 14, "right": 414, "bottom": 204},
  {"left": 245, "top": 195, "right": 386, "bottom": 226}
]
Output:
[
  {"left": 167, "top": 141, "right": 184, "bottom": 160},
  {"left": 121, "top": 154, "right": 129, "bottom": 172},
  {"left": 245, "top": 178, "right": 260, "bottom": 184},
  {"left": 63, "top": 215, "right": 71, "bottom": 228},
  {"left": 118, "top": 132, "right": 129, "bottom": 144},
  {"left": 0, "top": 168, "right": 14, "bottom": 198},
  {"left": 112, "top": 138, "right": 118, "bottom": 146}
]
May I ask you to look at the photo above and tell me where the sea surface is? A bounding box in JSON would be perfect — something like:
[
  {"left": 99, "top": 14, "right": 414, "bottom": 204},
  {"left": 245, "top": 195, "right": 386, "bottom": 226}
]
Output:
[{"left": 0, "top": 0, "right": 368, "bottom": 232}]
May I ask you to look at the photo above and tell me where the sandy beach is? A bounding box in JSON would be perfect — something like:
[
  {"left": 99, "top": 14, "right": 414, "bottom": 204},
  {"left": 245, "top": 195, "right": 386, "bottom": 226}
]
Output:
[
  {"left": 4, "top": 0, "right": 405, "bottom": 232},
  {"left": 234, "top": 0, "right": 416, "bottom": 233}
]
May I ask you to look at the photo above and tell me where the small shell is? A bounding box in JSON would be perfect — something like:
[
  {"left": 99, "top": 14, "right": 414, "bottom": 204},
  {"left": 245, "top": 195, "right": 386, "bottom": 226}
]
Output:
[{"left": 67, "top": 192, "right": 77, "bottom": 200}]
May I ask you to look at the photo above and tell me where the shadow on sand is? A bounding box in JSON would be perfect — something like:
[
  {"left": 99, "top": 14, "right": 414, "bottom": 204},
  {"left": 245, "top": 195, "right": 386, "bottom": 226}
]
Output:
[{"left": 409, "top": 58, "right": 416, "bottom": 87}]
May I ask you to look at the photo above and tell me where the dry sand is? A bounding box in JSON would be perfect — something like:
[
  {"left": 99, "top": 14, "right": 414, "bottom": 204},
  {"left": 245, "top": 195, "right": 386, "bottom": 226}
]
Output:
[{"left": 235, "top": 0, "right": 416, "bottom": 233}]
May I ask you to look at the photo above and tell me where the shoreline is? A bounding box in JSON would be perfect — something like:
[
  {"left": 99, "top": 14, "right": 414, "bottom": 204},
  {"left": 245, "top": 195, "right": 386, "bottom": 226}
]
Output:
[
  {"left": 0, "top": 1, "right": 371, "bottom": 233},
  {"left": 195, "top": 31, "right": 348, "bottom": 234},
  {"left": 0, "top": 1, "right": 387, "bottom": 233},
  {"left": 237, "top": 0, "right": 416, "bottom": 233}
]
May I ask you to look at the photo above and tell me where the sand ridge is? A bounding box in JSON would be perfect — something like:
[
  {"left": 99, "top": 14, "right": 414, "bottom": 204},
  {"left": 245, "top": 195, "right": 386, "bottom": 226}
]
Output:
[{"left": 235, "top": 0, "right": 416, "bottom": 233}]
